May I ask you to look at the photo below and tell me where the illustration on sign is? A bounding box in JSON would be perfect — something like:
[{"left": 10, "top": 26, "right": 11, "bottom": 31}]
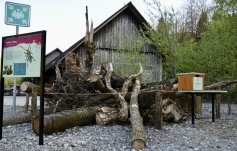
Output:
[
  {"left": 5, "top": 2, "right": 31, "bottom": 27},
  {"left": 2, "top": 33, "right": 42, "bottom": 77}
]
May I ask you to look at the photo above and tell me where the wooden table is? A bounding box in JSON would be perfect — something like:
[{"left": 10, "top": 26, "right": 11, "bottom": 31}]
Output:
[{"left": 176, "top": 90, "right": 227, "bottom": 125}]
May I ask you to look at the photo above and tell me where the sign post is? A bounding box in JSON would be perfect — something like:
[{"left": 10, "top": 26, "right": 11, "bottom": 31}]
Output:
[
  {"left": 2, "top": 2, "right": 45, "bottom": 146},
  {"left": 5, "top": 2, "right": 31, "bottom": 116}
]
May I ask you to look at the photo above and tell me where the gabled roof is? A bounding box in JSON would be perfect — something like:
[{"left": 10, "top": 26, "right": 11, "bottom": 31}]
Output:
[
  {"left": 45, "top": 48, "right": 62, "bottom": 71},
  {"left": 46, "top": 48, "right": 62, "bottom": 57},
  {"left": 47, "top": 2, "right": 148, "bottom": 71}
]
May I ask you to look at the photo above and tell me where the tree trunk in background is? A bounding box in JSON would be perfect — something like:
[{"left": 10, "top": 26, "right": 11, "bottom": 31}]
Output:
[
  {"left": 24, "top": 93, "right": 30, "bottom": 113},
  {"left": 31, "top": 86, "right": 39, "bottom": 116},
  {"left": 32, "top": 107, "right": 97, "bottom": 135}
]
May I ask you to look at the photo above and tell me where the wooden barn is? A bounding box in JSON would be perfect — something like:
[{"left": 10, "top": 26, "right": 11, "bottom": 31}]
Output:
[{"left": 45, "top": 2, "right": 162, "bottom": 84}]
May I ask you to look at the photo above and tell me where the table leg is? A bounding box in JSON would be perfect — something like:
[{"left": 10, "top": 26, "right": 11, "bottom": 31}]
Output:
[
  {"left": 192, "top": 94, "right": 195, "bottom": 125},
  {"left": 212, "top": 94, "right": 215, "bottom": 122}
]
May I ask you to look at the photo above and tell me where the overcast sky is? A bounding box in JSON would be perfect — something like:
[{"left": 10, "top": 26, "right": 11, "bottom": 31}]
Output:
[{"left": 0, "top": 0, "right": 184, "bottom": 54}]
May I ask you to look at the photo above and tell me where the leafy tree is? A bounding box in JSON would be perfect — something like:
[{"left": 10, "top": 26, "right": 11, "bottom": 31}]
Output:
[
  {"left": 196, "top": 11, "right": 208, "bottom": 41},
  {"left": 143, "top": 0, "right": 237, "bottom": 84}
]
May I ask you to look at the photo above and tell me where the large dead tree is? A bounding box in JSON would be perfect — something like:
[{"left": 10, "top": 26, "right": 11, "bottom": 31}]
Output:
[{"left": 85, "top": 6, "right": 97, "bottom": 74}]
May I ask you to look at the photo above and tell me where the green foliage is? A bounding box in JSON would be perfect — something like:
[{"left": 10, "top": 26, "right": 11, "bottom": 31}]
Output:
[
  {"left": 113, "top": 31, "right": 147, "bottom": 81},
  {"left": 175, "top": 39, "right": 199, "bottom": 73},
  {"left": 197, "top": 15, "right": 237, "bottom": 83},
  {"left": 4, "top": 78, "right": 23, "bottom": 86},
  {"left": 143, "top": 10, "right": 177, "bottom": 79},
  {"left": 196, "top": 11, "right": 208, "bottom": 41},
  {"left": 170, "top": 1, "right": 237, "bottom": 84}
]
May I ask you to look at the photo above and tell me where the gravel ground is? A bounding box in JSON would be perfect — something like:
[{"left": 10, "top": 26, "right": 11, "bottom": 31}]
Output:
[{"left": 0, "top": 103, "right": 236, "bottom": 151}]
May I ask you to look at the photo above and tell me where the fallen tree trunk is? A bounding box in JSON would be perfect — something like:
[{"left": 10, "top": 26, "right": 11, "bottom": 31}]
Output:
[
  {"left": 3, "top": 114, "right": 32, "bottom": 126},
  {"left": 204, "top": 80, "right": 237, "bottom": 90},
  {"left": 3, "top": 107, "right": 54, "bottom": 126},
  {"left": 32, "top": 107, "right": 97, "bottom": 135},
  {"left": 130, "top": 78, "right": 147, "bottom": 150}
]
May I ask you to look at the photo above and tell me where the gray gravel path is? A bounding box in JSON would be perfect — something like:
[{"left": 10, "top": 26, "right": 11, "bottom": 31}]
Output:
[{"left": 0, "top": 103, "right": 236, "bottom": 151}]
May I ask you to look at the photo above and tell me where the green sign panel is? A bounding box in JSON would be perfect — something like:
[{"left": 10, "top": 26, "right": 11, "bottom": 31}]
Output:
[{"left": 5, "top": 2, "right": 31, "bottom": 27}]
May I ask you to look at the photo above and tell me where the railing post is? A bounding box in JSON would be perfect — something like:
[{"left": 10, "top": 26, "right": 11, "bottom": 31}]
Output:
[{"left": 155, "top": 91, "right": 162, "bottom": 130}]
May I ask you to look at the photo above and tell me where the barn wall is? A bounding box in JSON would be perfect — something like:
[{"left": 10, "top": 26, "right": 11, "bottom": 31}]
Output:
[{"left": 73, "top": 11, "right": 162, "bottom": 82}]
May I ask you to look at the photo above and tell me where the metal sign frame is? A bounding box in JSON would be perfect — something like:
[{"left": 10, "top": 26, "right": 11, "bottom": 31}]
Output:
[
  {"left": 2, "top": 32, "right": 43, "bottom": 78},
  {"left": 0, "top": 31, "right": 46, "bottom": 145}
]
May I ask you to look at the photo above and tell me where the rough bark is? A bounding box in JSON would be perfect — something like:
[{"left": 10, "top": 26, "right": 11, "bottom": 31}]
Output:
[
  {"left": 32, "top": 107, "right": 97, "bottom": 135},
  {"left": 31, "top": 86, "right": 39, "bottom": 116},
  {"left": 161, "top": 98, "right": 185, "bottom": 123},
  {"left": 55, "top": 63, "right": 62, "bottom": 82},
  {"left": 24, "top": 93, "right": 30, "bottom": 113},
  {"left": 65, "top": 52, "right": 81, "bottom": 73},
  {"left": 130, "top": 79, "right": 147, "bottom": 150}
]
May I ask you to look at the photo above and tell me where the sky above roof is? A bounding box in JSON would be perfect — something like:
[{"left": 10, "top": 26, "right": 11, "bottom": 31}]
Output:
[{"left": 0, "top": 0, "right": 184, "bottom": 54}]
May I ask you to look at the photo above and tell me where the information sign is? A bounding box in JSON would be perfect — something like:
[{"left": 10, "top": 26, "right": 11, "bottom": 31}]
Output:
[{"left": 5, "top": 2, "right": 31, "bottom": 27}]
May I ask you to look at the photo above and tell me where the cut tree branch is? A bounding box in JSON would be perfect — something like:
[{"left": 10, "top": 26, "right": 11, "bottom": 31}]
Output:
[{"left": 104, "top": 63, "right": 128, "bottom": 122}]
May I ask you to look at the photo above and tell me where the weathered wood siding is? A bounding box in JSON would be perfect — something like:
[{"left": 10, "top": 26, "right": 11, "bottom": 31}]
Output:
[{"left": 73, "top": 11, "right": 162, "bottom": 82}]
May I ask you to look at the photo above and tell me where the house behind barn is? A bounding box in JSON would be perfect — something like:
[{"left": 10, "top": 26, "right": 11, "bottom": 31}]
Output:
[{"left": 46, "top": 2, "right": 162, "bottom": 84}]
